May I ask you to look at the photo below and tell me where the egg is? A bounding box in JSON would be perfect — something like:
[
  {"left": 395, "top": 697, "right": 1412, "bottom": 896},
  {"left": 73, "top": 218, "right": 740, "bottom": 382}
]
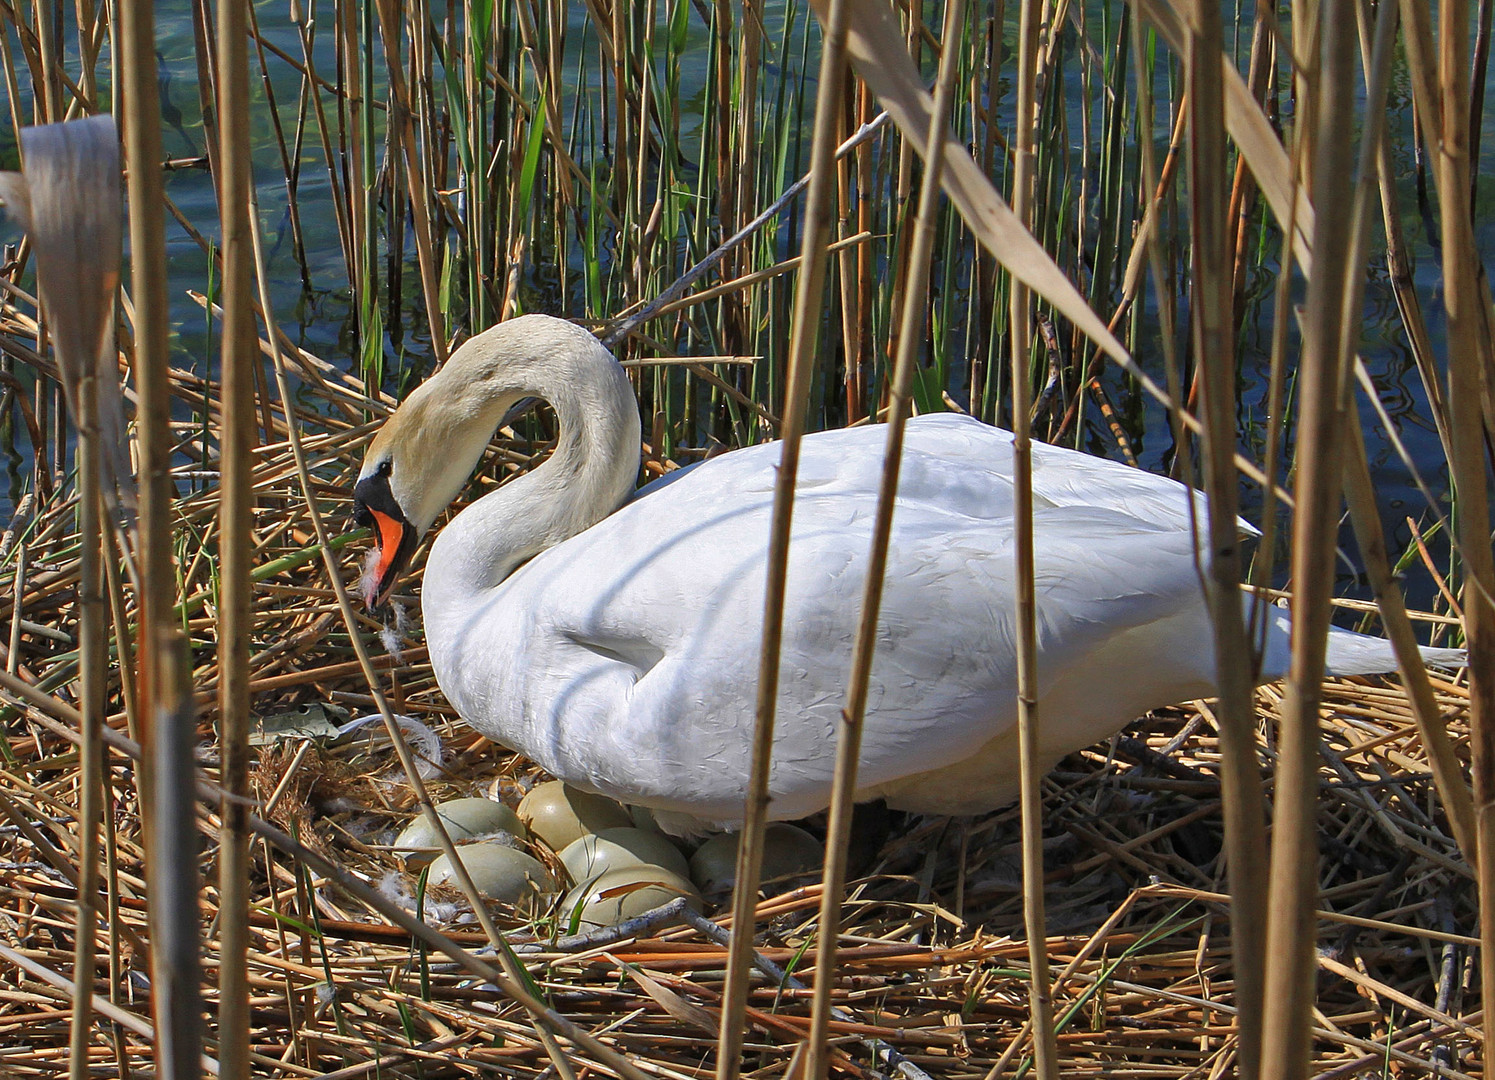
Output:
[
  {"left": 558, "top": 827, "right": 691, "bottom": 884},
  {"left": 395, "top": 797, "right": 528, "bottom": 867},
  {"left": 688, "top": 822, "right": 824, "bottom": 898},
  {"left": 426, "top": 842, "right": 556, "bottom": 907},
  {"left": 629, "top": 804, "right": 667, "bottom": 835},
  {"left": 517, "top": 781, "right": 632, "bottom": 851},
  {"left": 559, "top": 864, "right": 702, "bottom": 932}
]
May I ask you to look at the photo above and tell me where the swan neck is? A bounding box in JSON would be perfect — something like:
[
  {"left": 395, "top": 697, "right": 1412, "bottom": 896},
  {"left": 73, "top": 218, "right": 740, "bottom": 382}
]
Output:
[{"left": 424, "top": 328, "right": 641, "bottom": 605}]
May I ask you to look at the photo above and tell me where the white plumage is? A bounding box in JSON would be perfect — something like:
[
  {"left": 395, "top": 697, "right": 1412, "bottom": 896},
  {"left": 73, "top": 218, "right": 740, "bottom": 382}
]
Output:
[{"left": 353, "top": 314, "right": 1460, "bottom": 828}]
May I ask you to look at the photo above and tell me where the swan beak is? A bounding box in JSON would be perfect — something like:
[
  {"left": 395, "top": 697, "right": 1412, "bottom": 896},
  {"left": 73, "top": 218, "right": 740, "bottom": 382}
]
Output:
[{"left": 352, "top": 472, "right": 418, "bottom": 610}]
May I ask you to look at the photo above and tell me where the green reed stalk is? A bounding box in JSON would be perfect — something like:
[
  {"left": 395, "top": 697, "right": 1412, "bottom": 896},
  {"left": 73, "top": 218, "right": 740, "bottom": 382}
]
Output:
[
  {"left": 295, "top": 3, "right": 355, "bottom": 291},
  {"left": 465, "top": 0, "right": 491, "bottom": 331},
  {"left": 711, "top": 0, "right": 738, "bottom": 351},
  {"left": 373, "top": 0, "right": 442, "bottom": 361},
  {"left": 737, "top": 0, "right": 764, "bottom": 349},
  {"left": 245, "top": 2, "right": 311, "bottom": 291},
  {"left": 342, "top": 0, "right": 379, "bottom": 376}
]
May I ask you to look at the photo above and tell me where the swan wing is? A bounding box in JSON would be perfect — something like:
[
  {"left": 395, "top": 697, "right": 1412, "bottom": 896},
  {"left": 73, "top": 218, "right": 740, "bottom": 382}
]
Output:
[{"left": 432, "top": 418, "right": 1217, "bottom": 822}]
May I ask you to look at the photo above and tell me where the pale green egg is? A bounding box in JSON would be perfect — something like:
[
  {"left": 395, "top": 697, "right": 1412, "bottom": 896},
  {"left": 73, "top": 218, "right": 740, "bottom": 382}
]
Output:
[
  {"left": 688, "top": 823, "right": 824, "bottom": 898},
  {"left": 426, "top": 842, "right": 556, "bottom": 907},
  {"left": 395, "top": 797, "right": 528, "bottom": 867},
  {"left": 517, "top": 781, "right": 632, "bottom": 851},
  {"left": 560, "top": 864, "right": 701, "bottom": 932},
  {"left": 559, "top": 827, "right": 691, "bottom": 884}
]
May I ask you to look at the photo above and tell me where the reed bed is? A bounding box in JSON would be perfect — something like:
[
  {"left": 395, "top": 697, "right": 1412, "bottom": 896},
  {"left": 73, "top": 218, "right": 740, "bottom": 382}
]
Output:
[{"left": 0, "top": 0, "right": 1486, "bottom": 1075}]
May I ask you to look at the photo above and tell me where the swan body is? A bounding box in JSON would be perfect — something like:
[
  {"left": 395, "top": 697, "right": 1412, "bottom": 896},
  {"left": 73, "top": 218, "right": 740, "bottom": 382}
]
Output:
[{"left": 354, "top": 315, "right": 1461, "bottom": 827}]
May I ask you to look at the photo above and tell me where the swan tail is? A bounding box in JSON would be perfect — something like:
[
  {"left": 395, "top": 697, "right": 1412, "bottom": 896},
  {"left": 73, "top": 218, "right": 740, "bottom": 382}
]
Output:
[
  {"left": 1258, "top": 605, "right": 1466, "bottom": 676},
  {"left": 1323, "top": 624, "right": 1466, "bottom": 676}
]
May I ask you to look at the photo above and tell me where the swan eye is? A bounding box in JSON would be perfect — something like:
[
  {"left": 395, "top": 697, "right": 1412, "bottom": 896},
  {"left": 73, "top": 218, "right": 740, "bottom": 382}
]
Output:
[{"left": 377, "top": 460, "right": 392, "bottom": 477}]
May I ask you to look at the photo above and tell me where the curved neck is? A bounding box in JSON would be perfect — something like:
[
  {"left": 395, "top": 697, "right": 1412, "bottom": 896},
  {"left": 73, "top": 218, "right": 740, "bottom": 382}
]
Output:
[{"left": 420, "top": 327, "right": 642, "bottom": 615}]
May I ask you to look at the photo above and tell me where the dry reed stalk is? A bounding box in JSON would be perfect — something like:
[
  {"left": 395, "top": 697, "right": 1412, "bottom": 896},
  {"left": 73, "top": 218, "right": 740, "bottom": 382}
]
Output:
[
  {"left": 712, "top": 0, "right": 740, "bottom": 354},
  {"left": 120, "top": 3, "right": 205, "bottom": 1072},
  {"left": 1371, "top": 132, "right": 1450, "bottom": 461},
  {"left": 716, "top": 1, "right": 851, "bottom": 1076},
  {"left": 1008, "top": 0, "right": 1059, "bottom": 1077},
  {"left": 33, "top": 0, "right": 61, "bottom": 122},
  {"left": 1260, "top": 9, "right": 1364, "bottom": 1075},
  {"left": 3, "top": 667, "right": 655, "bottom": 1080},
  {"left": 68, "top": 447, "right": 102, "bottom": 1080},
  {"left": 1338, "top": 438, "right": 1474, "bottom": 856},
  {"left": 805, "top": 2, "right": 966, "bottom": 1077},
  {"left": 1433, "top": 0, "right": 1495, "bottom": 1018},
  {"left": 1183, "top": 1, "right": 1267, "bottom": 1075},
  {"left": 0, "top": 622, "right": 1478, "bottom": 1077},
  {"left": 1335, "top": 0, "right": 1475, "bottom": 862},
  {"left": 1246, "top": 77, "right": 1305, "bottom": 709},
  {"left": 0, "top": 3, "right": 1483, "bottom": 1073},
  {"left": 372, "top": 0, "right": 445, "bottom": 363},
  {"left": 213, "top": 0, "right": 257, "bottom": 1073},
  {"left": 0, "top": 400, "right": 1477, "bottom": 1074},
  {"left": 0, "top": 114, "right": 120, "bottom": 1080}
]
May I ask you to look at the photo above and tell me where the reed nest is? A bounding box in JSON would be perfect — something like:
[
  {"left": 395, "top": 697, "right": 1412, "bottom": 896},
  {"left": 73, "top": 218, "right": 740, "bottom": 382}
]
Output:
[{"left": 0, "top": 337, "right": 1478, "bottom": 1079}]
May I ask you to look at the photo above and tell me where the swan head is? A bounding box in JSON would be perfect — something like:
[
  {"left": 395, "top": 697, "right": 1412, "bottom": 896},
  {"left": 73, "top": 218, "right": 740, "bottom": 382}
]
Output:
[
  {"left": 351, "top": 389, "right": 447, "bottom": 610},
  {"left": 351, "top": 315, "right": 639, "bottom": 610},
  {"left": 350, "top": 344, "right": 522, "bottom": 609},
  {"left": 351, "top": 456, "right": 419, "bottom": 610}
]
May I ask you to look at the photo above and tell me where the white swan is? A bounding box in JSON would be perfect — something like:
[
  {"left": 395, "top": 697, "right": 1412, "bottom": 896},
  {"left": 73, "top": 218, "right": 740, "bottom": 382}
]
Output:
[{"left": 353, "top": 314, "right": 1461, "bottom": 826}]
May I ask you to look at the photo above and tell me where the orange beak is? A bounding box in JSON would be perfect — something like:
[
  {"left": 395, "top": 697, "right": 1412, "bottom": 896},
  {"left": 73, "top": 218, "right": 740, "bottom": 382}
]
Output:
[
  {"left": 352, "top": 468, "right": 417, "bottom": 611},
  {"left": 369, "top": 508, "right": 412, "bottom": 608}
]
